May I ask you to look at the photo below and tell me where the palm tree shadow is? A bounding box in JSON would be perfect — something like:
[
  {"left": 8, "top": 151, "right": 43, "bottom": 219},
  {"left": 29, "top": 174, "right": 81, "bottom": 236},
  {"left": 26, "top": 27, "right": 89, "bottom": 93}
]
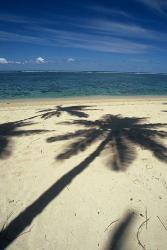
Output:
[
  {"left": 106, "top": 211, "right": 135, "bottom": 250},
  {"left": 0, "top": 120, "right": 48, "bottom": 159},
  {"left": 18, "top": 105, "right": 99, "bottom": 123},
  {"left": 48, "top": 114, "right": 167, "bottom": 170},
  {"left": 37, "top": 105, "right": 98, "bottom": 119},
  {"left": 0, "top": 138, "right": 110, "bottom": 248},
  {"left": 0, "top": 115, "right": 167, "bottom": 248}
]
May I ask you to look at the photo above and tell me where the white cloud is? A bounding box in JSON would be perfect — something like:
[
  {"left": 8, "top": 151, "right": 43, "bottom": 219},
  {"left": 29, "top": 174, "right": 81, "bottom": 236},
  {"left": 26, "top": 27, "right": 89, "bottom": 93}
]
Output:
[
  {"left": 14, "top": 61, "right": 22, "bottom": 64},
  {"left": 0, "top": 58, "right": 8, "bottom": 64},
  {"left": 67, "top": 58, "right": 75, "bottom": 62},
  {"left": 36, "top": 57, "right": 45, "bottom": 64},
  {"left": 0, "top": 58, "right": 27, "bottom": 64},
  {"left": 8, "top": 60, "right": 22, "bottom": 64}
]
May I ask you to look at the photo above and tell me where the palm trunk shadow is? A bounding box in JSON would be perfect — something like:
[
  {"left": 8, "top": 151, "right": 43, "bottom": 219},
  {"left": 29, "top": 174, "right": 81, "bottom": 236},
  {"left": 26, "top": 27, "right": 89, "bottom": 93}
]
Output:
[{"left": 0, "top": 137, "right": 109, "bottom": 249}]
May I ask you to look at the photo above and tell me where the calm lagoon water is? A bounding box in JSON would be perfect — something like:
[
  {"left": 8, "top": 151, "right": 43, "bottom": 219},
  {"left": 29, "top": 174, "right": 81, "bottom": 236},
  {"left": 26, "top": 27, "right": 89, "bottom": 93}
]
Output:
[{"left": 0, "top": 71, "right": 167, "bottom": 99}]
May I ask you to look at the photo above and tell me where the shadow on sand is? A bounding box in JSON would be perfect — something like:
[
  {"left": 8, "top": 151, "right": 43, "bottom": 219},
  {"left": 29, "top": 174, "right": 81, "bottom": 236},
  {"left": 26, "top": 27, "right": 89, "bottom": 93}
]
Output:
[
  {"left": 107, "top": 211, "right": 135, "bottom": 250},
  {"left": 162, "top": 103, "right": 167, "bottom": 112},
  {"left": 37, "top": 105, "right": 98, "bottom": 119},
  {"left": 17, "top": 105, "right": 98, "bottom": 122},
  {"left": 48, "top": 114, "right": 167, "bottom": 170},
  {"left": 106, "top": 212, "right": 135, "bottom": 250},
  {"left": 0, "top": 114, "right": 167, "bottom": 248},
  {"left": 0, "top": 120, "right": 48, "bottom": 159},
  {"left": 0, "top": 137, "right": 110, "bottom": 248}
]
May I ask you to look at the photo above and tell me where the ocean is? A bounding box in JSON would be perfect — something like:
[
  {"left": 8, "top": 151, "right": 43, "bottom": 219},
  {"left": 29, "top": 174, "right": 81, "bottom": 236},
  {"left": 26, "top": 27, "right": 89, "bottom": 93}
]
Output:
[{"left": 0, "top": 71, "right": 167, "bottom": 99}]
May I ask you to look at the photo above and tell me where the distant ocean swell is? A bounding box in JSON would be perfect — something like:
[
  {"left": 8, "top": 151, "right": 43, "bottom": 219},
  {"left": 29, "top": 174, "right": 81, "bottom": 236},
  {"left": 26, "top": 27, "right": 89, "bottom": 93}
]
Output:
[{"left": 0, "top": 71, "right": 167, "bottom": 99}]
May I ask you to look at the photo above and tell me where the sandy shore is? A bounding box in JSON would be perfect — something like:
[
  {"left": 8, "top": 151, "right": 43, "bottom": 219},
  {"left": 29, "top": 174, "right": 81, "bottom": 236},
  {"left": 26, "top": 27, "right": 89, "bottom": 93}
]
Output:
[{"left": 0, "top": 97, "right": 167, "bottom": 250}]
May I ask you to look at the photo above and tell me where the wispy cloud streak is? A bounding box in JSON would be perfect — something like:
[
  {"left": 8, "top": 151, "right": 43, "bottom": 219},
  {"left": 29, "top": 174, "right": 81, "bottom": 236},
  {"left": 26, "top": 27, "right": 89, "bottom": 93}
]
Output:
[
  {"left": 0, "top": 12, "right": 167, "bottom": 54},
  {"left": 0, "top": 30, "right": 54, "bottom": 46}
]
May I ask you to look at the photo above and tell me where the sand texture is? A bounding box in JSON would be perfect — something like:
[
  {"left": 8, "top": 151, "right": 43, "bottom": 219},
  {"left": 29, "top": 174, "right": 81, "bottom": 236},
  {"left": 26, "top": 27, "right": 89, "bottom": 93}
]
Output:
[{"left": 0, "top": 97, "right": 167, "bottom": 250}]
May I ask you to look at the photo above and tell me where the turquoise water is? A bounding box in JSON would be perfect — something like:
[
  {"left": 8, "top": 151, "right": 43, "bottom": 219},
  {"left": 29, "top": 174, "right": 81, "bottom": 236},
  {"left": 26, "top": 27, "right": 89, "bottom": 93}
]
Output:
[{"left": 0, "top": 71, "right": 167, "bottom": 99}]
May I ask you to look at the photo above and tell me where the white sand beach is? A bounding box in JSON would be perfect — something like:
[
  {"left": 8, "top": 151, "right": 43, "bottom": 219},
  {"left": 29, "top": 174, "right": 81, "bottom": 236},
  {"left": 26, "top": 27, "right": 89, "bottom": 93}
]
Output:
[{"left": 0, "top": 97, "right": 167, "bottom": 250}]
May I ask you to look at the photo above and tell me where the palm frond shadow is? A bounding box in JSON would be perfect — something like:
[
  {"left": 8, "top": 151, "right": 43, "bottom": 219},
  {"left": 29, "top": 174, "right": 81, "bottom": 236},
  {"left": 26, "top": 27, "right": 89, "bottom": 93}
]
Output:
[
  {"left": 107, "top": 211, "right": 135, "bottom": 250},
  {"left": 48, "top": 114, "right": 167, "bottom": 170},
  {"left": 0, "top": 120, "right": 48, "bottom": 159},
  {"left": 37, "top": 105, "right": 98, "bottom": 119}
]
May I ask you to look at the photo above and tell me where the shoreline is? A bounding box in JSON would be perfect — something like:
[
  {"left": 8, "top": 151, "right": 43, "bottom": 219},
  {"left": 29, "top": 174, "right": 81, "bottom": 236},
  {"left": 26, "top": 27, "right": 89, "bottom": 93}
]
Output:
[{"left": 0, "top": 95, "right": 167, "bottom": 107}]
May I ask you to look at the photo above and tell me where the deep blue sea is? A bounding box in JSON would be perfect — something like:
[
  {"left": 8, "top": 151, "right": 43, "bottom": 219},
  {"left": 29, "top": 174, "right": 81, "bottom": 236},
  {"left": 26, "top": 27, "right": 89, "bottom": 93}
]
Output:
[{"left": 0, "top": 71, "right": 167, "bottom": 99}]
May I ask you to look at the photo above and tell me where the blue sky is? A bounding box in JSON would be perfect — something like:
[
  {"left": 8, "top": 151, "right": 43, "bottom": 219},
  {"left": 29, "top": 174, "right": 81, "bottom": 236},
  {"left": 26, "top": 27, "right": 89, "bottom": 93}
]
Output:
[{"left": 0, "top": 0, "right": 167, "bottom": 72}]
